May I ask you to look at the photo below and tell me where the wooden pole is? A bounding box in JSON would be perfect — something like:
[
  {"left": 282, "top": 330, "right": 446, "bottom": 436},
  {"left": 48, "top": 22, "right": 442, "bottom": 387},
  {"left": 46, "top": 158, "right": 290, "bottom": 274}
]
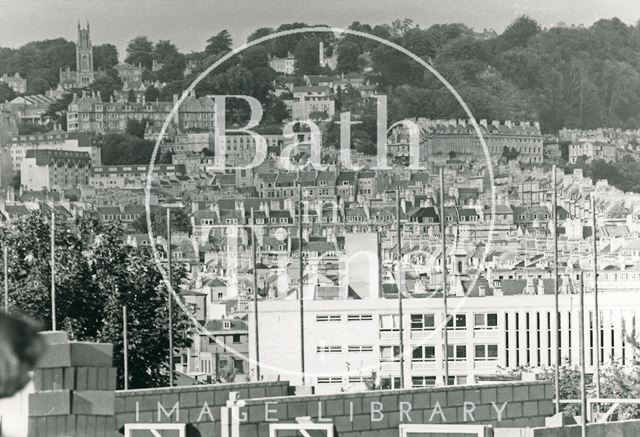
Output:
[
  {"left": 123, "top": 304, "right": 129, "bottom": 390},
  {"left": 251, "top": 209, "right": 261, "bottom": 381},
  {"left": 396, "top": 189, "right": 405, "bottom": 388},
  {"left": 579, "top": 272, "right": 587, "bottom": 437},
  {"left": 298, "top": 185, "right": 305, "bottom": 385},
  {"left": 552, "top": 165, "right": 560, "bottom": 414},
  {"left": 440, "top": 168, "right": 449, "bottom": 385},
  {"left": 167, "top": 208, "right": 174, "bottom": 387},
  {"left": 591, "top": 195, "right": 601, "bottom": 401},
  {"left": 3, "top": 245, "right": 8, "bottom": 312},
  {"left": 51, "top": 211, "right": 56, "bottom": 331}
]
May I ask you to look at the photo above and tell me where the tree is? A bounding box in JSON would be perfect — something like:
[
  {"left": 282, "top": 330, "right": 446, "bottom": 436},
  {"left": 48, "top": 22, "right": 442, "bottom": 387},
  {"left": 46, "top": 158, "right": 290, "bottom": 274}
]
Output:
[
  {"left": 125, "top": 36, "right": 154, "bottom": 70},
  {"left": 144, "top": 86, "right": 160, "bottom": 102},
  {"left": 497, "top": 15, "right": 541, "bottom": 51},
  {"left": 336, "top": 41, "right": 361, "bottom": 73},
  {"left": 88, "top": 71, "right": 123, "bottom": 102},
  {"left": 154, "top": 41, "right": 187, "bottom": 83},
  {"left": 127, "top": 89, "right": 136, "bottom": 103},
  {"left": 157, "top": 150, "right": 174, "bottom": 165},
  {"left": 98, "top": 133, "right": 155, "bottom": 165},
  {"left": 247, "top": 27, "right": 274, "bottom": 43},
  {"left": 205, "top": 30, "right": 232, "bottom": 57},
  {"left": 10, "top": 172, "right": 20, "bottom": 191},
  {"left": 3, "top": 213, "right": 193, "bottom": 388},
  {"left": 93, "top": 44, "right": 119, "bottom": 70},
  {"left": 268, "top": 98, "right": 289, "bottom": 124},
  {"left": 18, "top": 122, "right": 49, "bottom": 135},
  {"left": 43, "top": 92, "right": 74, "bottom": 131},
  {"left": 0, "top": 83, "right": 16, "bottom": 102},
  {"left": 502, "top": 146, "right": 520, "bottom": 162},
  {"left": 131, "top": 207, "right": 190, "bottom": 237},
  {"left": 125, "top": 119, "right": 147, "bottom": 138},
  {"left": 293, "top": 37, "right": 321, "bottom": 75}
]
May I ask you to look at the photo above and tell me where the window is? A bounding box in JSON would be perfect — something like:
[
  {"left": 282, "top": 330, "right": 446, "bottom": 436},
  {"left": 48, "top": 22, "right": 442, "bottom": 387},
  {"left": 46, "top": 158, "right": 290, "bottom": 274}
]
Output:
[
  {"left": 380, "top": 345, "right": 401, "bottom": 362},
  {"left": 348, "top": 376, "right": 367, "bottom": 383},
  {"left": 412, "top": 346, "right": 436, "bottom": 362},
  {"left": 348, "top": 345, "right": 374, "bottom": 352},
  {"left": 412, "top": 376, "right": 436, "bottom": 387},
  {"left": 475, "top": 344, "right": 498, "bottom": 361},
  {"left": 317, "top": 377, "right": 343, "bottom": 384},
  {"left": 232, "top": 334, "right": 242, "bottom": 343},
  {"left": 380, "top": 377, "right": 402, "bottom": 389},
  {"left": 223, "top": 320, "right": 231, "bottom": 329},
  {"left": 446, "top": 345, "right": 467, "bottom": 361},
  {"left": 446, "top": 314, "right": 467, "bottom": 330},
  {"left": 380, "top": 314, "right": 400, "bottom": 331},
  {"left": 316, "top": 314, "right": 341, "bottom": 322},
  {"left": 474, "top": 313, "right": 498, "bottom": 329},
  {"left": 411, "top": 314, "right": 435, "bottom": 331},
  {"left": 316, "top": 345, "right": 342, "bottom": 353},
  {"left": 347, "top": 314, "right": 373, "bottom": 321}
]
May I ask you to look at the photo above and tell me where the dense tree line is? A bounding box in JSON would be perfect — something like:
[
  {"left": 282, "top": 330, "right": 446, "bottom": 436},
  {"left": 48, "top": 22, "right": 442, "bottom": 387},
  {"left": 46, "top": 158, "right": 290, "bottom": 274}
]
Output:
[
  {"left": 567, "top": 155, "right": 640, "bottom": 193},
  {"left": 7, "top": 16, "right": 640, "bottom": 131},
  {"left": 2, "top": 213, "right": 193, "bottom": 388}
]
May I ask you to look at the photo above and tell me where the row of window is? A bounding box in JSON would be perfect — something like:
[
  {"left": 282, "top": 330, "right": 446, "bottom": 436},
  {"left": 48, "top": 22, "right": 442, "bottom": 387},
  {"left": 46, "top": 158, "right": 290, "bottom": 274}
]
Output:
[
  {"left": 316, "top": 375, "right": 468, "bottom": 387},
  {"left": 380, "top": 313, "right": 499, "bottom": 330},
  {"left": 316, "top": 314, "right": 373, "bottom": 322},
  {"left": 380, "top": 344, "right": 498, "bottom": 362}
]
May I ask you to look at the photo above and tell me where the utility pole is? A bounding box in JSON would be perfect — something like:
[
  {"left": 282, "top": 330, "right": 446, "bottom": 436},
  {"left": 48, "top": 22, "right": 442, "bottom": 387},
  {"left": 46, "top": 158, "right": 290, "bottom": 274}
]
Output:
[
  {"left": 123, "top": 304, "right": 129, "bottom": 390},
  {"left": 298, "top": 185, "right": 305, "bottom": 385},
  {"left": 591, "top": 195, "right": 601, "bottom": 402},
  {"left": 251, "top": 209, "right": 260, "bottom": 381},
  {"left": 3, "top": 245, "right": 8, "bottom": 312},
  {"left": 395, "top": 189, "right": 405, "bottom": 388},
  {"left": 579, "top": 272, "right": 587, "bottom": 437},
  {"left": 166, "top": 207, "right": 174, "bottom": 387},
  {"left": 440, "top": 168, "right": 449, "bottom": 385},
  {"left": 552, "top": 165, "right": 560, "bottom": 414},
  {"left": 51, "top": 210, "right": 56, "bottom": 331}
]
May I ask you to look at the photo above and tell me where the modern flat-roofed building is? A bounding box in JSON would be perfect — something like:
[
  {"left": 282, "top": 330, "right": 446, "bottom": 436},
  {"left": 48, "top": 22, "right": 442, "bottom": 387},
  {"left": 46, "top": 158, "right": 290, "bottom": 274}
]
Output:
[
  {"left": 250, "top": 277, "right": 638, "bottom": 394},
  {"left": 21, "top": 149, "right": 91, "bottom": 191},
  {"left": 90, "top": 164, "right": 186, "bottom": 188}
]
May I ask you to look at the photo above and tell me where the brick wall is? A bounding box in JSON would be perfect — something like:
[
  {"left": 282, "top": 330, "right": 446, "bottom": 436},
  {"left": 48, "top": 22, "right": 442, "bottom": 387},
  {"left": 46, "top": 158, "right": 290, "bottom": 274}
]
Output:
[{"left": 113, "top": 380, "right": 553, "bottom": 437}]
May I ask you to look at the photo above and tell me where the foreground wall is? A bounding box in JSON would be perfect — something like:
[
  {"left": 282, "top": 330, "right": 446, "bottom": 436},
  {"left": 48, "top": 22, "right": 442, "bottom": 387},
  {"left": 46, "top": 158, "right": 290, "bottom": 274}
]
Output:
[
  {"left": 115, "top": 380, "right": 554, "bottom": 437},
  {"left": 532, "top": 419, "right": 640, "bottom": 437},
  {"left": 115, "top": 381, "right": 291, "bottom": 435}
]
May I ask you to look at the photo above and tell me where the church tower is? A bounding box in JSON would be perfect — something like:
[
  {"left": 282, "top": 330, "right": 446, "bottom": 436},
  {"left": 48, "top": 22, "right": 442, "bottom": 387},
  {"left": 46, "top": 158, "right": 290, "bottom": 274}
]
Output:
[{"left": 76, "top": 21, "right": 95, "bottom": 86}]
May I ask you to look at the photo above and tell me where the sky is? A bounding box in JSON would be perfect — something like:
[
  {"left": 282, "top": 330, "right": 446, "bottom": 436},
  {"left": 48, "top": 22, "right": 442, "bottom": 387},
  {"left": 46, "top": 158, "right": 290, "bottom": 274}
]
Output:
[{"left": 1, "top": 0, "right": 640, "bottom": 58}]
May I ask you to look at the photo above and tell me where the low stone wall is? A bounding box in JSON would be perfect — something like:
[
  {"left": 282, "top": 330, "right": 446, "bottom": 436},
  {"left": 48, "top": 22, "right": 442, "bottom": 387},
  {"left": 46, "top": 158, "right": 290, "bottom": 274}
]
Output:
[
  {"left": 113, "top": 380, "right": 553, "bottom": 437},
  {"left": 238, "top": 381, "right": 554, "bottom": 437},
  {"left": 28, "top": 331, "right": 117, "bottom": 437},
  {"left": 115, "top": 381, "right": 291, "bottom": 435},
  {"left": 532, "top": 419, "right": 640, "bottom": 437}
]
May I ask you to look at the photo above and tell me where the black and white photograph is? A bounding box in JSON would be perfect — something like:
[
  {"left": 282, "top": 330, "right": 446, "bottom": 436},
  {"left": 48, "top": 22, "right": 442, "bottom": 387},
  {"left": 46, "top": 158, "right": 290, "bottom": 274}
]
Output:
[{"left": 2, "top": 1, "right": 640, "bottom": 436}]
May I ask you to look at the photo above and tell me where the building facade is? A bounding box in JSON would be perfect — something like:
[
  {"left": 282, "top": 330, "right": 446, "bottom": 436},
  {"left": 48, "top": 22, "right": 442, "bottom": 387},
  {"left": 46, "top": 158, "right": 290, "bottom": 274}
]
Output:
[
  {"left": 250, "top": 287, "right": 638, "bottom": 394},
  {"left": 67, "top": 91, "right": 216, "bottom": 133},
  {"left": 90, "top": 164, "right": 186, "bottom": 188},
  {"left": 21, "top": 149, "right": 91, "bottom": 191},
  {"left": 0, "top": 73, "right": 26, "bottom": 94},
  {"left": 388, "top": 119, "right": 544, "bottom": 166},
  {"left": 286, "top": 86, "right": 335, "bottom": 121}
]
